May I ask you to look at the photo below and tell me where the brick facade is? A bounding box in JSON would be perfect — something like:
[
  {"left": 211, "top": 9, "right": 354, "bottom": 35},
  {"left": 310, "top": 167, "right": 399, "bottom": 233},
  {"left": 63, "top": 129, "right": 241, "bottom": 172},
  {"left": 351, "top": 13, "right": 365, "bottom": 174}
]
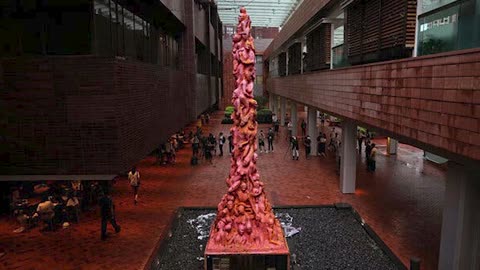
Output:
[
  {"left": 0, "top": 56, "right": 195, "bottom": 175},
  {"left": 267, "top": 48, "right": 480, "bottom": 162}
]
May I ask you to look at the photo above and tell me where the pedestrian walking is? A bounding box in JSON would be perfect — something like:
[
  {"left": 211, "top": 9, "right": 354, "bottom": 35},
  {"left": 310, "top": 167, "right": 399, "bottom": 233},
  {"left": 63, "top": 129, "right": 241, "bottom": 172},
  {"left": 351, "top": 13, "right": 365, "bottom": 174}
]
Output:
[
  {"left": 328, "top": 128, "right": 336, "bottom": 151},
  {"left": 218, "top": 132, "right": 225, "bottom": 156},
  {"left": 304, "top": 135, "right": 311, "bottom": 159},
  {"left": 365, "top": 140, "right": 372, "bottom": 170},
  {"left": 287, "top": 121, "right": 293, "bottom": 139},
  {"left": 320, "top": 114, "right": 325, "bottom": 127},
  {"left": 258, "top": 130, "right": 266, "bottom": 153},
  {"left": 99, "top": 190, "right": 121, "bottom": 241},
  {"left": 128, "top": 167, "right": 140, "bottom": 205},
  {"left": 301, "top": 120, "right": 307, "bottom": 137},
  {"left": 274, "top": 120, "right": 280, "bottom": 134},
  {"left": 291, "top": 136, "right": 299, "bottom": 160},
  {"left": 267, "top": 128, "right": 274, "bottom": 153},
  {"left": 205, "top": 113, "right": 210, "bottom": 124},
  {"left": 318, "top": 133, "right": 327, "bottom": 157},
  {"left": 357, "top": 129, "right": 365, "bottom": 154},
  {"left": 192, "top": 135, "right": 200, "bottom": 157}
]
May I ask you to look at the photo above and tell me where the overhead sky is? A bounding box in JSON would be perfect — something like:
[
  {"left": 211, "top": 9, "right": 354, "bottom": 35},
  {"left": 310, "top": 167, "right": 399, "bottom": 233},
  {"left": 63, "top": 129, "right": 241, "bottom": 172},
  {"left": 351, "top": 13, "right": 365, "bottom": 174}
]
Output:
[{"left": 216, "top": 0, "right": 302, "bottom": 27}]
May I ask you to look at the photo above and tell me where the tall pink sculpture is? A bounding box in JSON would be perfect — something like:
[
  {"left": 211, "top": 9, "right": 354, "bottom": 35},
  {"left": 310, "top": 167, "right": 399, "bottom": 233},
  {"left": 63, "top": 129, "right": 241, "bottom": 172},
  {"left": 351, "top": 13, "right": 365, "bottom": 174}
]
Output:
[{"left": 205, "top": 8, "right": 288, "bottom": 255}]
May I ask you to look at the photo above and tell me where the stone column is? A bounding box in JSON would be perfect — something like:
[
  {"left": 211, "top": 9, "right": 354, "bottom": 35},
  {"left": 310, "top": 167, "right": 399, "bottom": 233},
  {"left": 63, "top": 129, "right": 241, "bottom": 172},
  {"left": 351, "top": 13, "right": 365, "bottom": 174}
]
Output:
[
  {"left": 280, "top": 97, "right": 286, "bottom": 126},
  {"left": 291, "top": 101, "right": 298, "bottom": 136},
  {"left": 387, "top": 137, "right": 398, "bottom": 155},
  {"left": 307, "top": 106, "right": 318, "bottom": 155},
  {"left": 269, "top": 93, "right": 274, "bottom": 111},
  {"left": 339, "top": 120, "right": 357, "bottom": 193},
  {"left": 271, "top": 94, "right": 278, "bottom": 116},
  {"left": 439, "top": 163, "right": 480, "bottom": 270}
]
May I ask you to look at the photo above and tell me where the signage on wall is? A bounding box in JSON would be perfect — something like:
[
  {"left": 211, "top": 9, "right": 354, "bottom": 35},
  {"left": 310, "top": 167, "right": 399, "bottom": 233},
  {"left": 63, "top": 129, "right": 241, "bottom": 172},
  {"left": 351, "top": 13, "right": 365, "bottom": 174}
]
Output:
[{"left": 419, "top": 13, "right": 458, "bottom": 32}]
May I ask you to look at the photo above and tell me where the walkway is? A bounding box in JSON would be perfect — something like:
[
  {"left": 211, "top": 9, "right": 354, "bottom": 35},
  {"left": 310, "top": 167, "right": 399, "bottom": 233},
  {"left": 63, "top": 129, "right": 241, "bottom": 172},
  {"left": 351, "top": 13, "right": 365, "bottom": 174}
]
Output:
[{"left": 0, "top": 111, "right": 445, "bottom": 270}]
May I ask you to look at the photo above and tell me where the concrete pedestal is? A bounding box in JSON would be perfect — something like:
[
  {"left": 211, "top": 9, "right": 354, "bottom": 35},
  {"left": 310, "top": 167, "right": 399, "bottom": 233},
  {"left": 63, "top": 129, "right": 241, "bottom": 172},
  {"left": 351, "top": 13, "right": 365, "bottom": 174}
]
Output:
[
  {"left": 307, "top": 107, "right": 318, "bottom": 156},
  {"left": 387, "top": 138, "right": 398, "bottom": 155},
  {"left": 438, "top": 163, "right": 480, "bottom": 270},
  {"left": 340, "top": 120, "right": 357, "bottom": 194}
]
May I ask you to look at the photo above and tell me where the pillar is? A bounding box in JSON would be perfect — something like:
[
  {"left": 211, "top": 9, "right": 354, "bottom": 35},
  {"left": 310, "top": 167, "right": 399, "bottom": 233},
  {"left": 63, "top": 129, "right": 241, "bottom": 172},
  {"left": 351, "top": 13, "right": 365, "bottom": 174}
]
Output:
[
  {"left": 439, "top": 163, "right": 480, "bottom": 270},
  {"left": 269, "top": 93, "right": 274, "bottom": 111},
  {"left": 280, "top": 97, "right": 286, "bottom": 126},
  {"left": 340, "top": 120, "right": 357, "bottom": 193},
  {"left": 307, "top": 106, "right": 318, "bottom": 155},
  {"left": 291, "top": 102, "right": 298, "bottom": 136},
  {"left": 272, "top": 94, "right": 278, "bottom": 116},
  {"left": 387, "top": 137, "right": 398, "bottom": 155}
]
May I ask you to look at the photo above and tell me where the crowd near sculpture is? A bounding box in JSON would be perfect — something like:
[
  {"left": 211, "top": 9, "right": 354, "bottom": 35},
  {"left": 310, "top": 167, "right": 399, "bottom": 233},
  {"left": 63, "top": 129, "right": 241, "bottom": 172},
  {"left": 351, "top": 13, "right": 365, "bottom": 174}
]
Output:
[{"left": 208, "top": 7, "right": 285, "bottom": 250}]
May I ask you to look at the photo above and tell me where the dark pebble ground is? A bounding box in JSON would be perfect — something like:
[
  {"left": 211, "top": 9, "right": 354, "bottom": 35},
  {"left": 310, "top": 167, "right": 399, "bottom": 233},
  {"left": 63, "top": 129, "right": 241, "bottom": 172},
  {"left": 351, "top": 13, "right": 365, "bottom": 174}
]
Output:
[{"left": 150, "top": 207, "right": 402, "bottom": 270}]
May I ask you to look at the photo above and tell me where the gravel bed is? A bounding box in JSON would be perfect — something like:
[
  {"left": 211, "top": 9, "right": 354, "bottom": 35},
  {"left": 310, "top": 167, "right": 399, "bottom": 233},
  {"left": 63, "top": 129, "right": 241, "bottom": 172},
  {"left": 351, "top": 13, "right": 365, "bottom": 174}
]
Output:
[{"left": 150, "top": 207, "right": 402, "bottom": 270}]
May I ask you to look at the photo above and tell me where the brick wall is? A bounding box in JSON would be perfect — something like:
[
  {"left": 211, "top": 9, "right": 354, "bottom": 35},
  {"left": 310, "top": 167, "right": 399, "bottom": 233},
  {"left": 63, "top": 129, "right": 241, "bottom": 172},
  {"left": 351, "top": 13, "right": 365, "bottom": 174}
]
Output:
[
  {"left": 195, "top": 74, "right": 217, "bottom": 115},
  {"left": 267, "top": 48, "right": 480, "bottom": 162},
  {"left": 0, "top": 56, "right": 195, "bottom": 175}
]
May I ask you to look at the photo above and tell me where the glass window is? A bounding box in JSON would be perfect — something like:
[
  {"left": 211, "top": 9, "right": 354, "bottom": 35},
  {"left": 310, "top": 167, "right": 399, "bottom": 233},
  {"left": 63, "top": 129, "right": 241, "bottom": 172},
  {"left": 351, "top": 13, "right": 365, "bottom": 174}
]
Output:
[
  {"left": 418, "top": 4, "right": 459, "bottom": 55},
  {"left": 417, "top": 0, "right": 480, "bottom": 55},
  {"left": 256, "top": 55, "right": 263, "bottom": 64},
  {"left": 123, "top": 9, "right": 135, "bottom": 59},
  {"left": 333, "top": 26, "right": 344, "bottom": 47},
  {"left": 94, "top": 0, "right": 112, "bottom": 56}
]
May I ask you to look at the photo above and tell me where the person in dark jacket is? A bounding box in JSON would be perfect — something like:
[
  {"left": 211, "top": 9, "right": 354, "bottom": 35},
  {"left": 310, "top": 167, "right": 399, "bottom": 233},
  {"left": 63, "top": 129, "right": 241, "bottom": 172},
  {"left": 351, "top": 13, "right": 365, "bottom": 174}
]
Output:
[
  {"left": 304, "top": 135, "right": 312, "bottom": 159},
  {"left": 99, "top": 190, "right": 121, "bottom": 240},
  {"left": 365, "top": 141, "right": 372, "bottom": 171},
  {"left": 291, "top": 136, "right": 299, "bottom": 160}
]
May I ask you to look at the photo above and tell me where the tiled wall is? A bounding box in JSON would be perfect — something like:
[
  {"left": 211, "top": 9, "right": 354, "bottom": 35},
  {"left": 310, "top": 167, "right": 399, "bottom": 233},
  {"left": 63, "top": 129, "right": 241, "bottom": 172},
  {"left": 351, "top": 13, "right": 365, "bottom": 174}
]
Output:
[
  {"left": 267, "top": 48, "right": 480, "bottom": 161},
  {"left": 0, "top": 56, "right": 198, "bottom": 175}
]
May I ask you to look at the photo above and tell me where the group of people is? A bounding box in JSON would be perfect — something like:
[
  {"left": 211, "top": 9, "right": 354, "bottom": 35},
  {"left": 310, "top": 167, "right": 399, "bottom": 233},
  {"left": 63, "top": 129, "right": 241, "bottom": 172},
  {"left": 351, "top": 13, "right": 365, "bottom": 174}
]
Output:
[
  {"left": 9, "top": 179, "right": 123, "bottom": 241},
  {"left": 258, "top": 128, "right": 276, "bottom": 153},
  {"left": 156, "top": 131, "right": 188, "bottom": 165},
  {"left": 191, "top": 127, "right": 229, "bottom": 165}
]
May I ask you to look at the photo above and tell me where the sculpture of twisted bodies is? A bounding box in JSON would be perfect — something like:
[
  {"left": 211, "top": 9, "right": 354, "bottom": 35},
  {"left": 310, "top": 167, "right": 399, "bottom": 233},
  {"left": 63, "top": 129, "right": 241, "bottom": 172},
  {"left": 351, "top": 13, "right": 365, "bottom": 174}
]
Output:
[{"left": 208, "top": 7, "right": 285, "bottom": 251}]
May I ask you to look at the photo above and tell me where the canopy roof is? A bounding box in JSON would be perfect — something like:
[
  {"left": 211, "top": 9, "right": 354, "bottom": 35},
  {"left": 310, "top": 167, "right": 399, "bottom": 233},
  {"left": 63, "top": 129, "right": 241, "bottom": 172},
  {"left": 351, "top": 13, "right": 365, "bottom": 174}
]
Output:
[{"left": 216, "top": 0, "right": 302, "bottom": 27}]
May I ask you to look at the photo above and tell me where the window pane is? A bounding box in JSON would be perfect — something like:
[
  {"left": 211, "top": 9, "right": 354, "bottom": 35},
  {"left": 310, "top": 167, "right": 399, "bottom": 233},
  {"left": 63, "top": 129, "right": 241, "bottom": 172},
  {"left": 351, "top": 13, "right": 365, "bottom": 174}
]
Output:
[
  {"left": 123, "top": 9, "right": 135, "bottom": 59},
  {"left": 417, "top": 5, "right": 459, "bottom": 55},
  {"left": 94, "top": 0, "right": 112, "bottom": 56}
]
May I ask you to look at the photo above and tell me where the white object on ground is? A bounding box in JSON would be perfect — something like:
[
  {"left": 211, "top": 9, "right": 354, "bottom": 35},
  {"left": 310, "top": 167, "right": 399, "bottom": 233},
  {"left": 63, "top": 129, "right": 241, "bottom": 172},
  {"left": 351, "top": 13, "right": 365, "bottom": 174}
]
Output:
[
  {"left": 275, "top": 212, "right": 302, "bottom": 238},
  {"left": 187, "top": 213, "right": 217, "bottom": 240}
]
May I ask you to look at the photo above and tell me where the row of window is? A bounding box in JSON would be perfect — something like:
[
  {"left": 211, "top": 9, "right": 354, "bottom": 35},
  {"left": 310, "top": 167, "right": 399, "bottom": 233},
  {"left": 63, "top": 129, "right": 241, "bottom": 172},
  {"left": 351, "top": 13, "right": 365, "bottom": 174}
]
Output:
[
  {"left": 93, "top": 0, "right": 179, "bottom": 68},
  {"left": 269, "top": 0, "right": 480, "bottom": 77}
]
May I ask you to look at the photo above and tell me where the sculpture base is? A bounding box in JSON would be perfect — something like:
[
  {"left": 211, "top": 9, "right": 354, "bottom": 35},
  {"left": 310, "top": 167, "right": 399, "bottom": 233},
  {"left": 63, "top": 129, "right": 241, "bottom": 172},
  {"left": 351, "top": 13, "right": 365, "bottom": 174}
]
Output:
[
  {"left": 204, "top": 227, "right": 290, "bottom": 270},
  {"left": 205, "top": 254, "right": 289, "bottom": 270}
]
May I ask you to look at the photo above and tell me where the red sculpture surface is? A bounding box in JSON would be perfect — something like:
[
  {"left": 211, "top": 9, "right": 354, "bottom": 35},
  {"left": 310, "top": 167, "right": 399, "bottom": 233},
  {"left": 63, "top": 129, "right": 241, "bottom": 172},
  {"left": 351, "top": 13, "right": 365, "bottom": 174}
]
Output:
[{"left": 206, "top": 8, "right": 288, "bottom": 254}]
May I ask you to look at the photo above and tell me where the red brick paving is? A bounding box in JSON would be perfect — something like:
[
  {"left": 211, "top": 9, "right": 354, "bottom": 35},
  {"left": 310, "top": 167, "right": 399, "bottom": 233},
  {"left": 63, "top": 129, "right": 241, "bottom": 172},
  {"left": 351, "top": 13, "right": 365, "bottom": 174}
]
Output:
[{"left": 0, "top": 112, "right": 445, "bottom": 270}]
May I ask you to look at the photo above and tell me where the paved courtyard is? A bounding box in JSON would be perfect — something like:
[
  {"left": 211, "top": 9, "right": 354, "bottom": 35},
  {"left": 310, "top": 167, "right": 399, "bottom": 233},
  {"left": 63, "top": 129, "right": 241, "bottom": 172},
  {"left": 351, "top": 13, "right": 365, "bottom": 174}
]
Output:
[{"left": 0, "top": 112, "right": 445, "bottom": 270}]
